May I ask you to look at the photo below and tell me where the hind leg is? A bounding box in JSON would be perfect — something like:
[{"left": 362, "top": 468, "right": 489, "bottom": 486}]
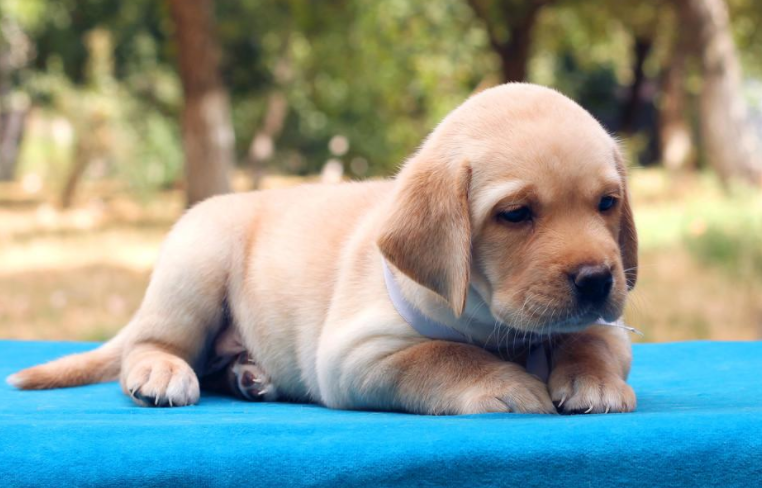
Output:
[
  {"left": 202, "top": 353, "right": 276, "bottom": 402},
  {"left": 120, "top": 196, "right": 243, "bottom": 407},
  {"left": 227, "top": 354, "right": 276, "bottom": 401},
  {"left": 200, "top": 325, "right": 277, "bottom": 402}
]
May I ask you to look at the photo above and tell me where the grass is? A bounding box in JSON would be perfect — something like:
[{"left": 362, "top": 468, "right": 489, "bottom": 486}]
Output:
[
  {"left": 624, "top": 168, "right": 762, "bottom": 341},
  {"left": 0, "top": 169, "right": 760, "bottom": 342}
]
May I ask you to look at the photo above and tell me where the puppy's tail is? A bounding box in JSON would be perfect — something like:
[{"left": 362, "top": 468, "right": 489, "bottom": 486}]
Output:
[{"left": 6, "top": 334, "right": 125, "bottom": 390}]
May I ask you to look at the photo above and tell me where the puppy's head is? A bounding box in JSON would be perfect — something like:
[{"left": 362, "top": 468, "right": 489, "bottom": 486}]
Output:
[{"left": 378, "top": 83, "right": 637, "bottom": 334}]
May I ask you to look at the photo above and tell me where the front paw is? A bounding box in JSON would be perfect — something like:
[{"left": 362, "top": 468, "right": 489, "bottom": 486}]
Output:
[
  {"left": 549, "top": 367, "right": 636, "bottom": 414},
  {"left": 462, "top": 364, "right": 557, "bottom": 415}
]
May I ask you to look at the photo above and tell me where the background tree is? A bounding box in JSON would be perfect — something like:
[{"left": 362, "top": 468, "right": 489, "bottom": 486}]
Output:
[
  {"left": 59, "top": 29, "right": 118, "bottom": 208},
  {"left": 0, "top": 11, "right": 30, "bottom": 181},
  {"left": 658, "top": 11, "right": 696, "bottom": 172},
  {"left": 168, "top": 0, "right": 234, "bottom": 205},
  {"left": 677, "top": 0, "right": 762, "bottom": 186},
  {"left": 2, "top": 0, "right": 762, "bottom": 188},
  {"left": 1, "top": 0, "right": 761, "bottom": 347},
  {"left": 466, "top": 0, "right": 552, "bottom": 82}
]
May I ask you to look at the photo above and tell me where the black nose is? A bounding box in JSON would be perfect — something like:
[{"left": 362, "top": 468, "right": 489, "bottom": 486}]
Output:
[{"left": 571, "top": 265, "right": 613, "bottom": 303}]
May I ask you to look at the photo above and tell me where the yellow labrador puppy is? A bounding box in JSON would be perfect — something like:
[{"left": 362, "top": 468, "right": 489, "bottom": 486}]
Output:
[{"left": 8, "top": 83, "right": 637, "bottom": 415}]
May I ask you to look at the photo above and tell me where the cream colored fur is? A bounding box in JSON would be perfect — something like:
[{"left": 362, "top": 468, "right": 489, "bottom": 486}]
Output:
[{"left": 8, "top": 83, "right": 637, "bottom": 415}]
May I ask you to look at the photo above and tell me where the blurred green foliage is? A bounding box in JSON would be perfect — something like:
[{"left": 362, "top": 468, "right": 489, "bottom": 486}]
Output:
[
  {"left": 2, "top": 0, "right": 762, "bottom": 186},
  {"left": 1, "top": 0, "right": 760, "bottom": 341},
  {"left": 632, "top": 170, "right": 762, "bottom": 283},
  {"left": 684, "top": 192, "right": 762, "bottom": 279}
]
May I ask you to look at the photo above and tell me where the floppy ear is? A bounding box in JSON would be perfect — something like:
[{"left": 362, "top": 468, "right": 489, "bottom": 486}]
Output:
[
  {"left": 377, "top": 153, "right": 472, "bottom": 316},
  {"left": 614, "top": 149, "right": 638, "bottom": 290}
]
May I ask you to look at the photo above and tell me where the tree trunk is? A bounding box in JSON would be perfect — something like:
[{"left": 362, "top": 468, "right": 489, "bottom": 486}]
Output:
[
  {"left": 466, "top": 0, "right": 550, "bottom": 83},
  {"left": 658, "top": 19, "right": 694, "bottom": 171},
  {"left": 676, "top": 0, "right": 762, "bottom": 185},
  {"left": 620, "top": 37, "right": 652, "bottom": 134},
  {"left": 245, "top": 52, "right": 291, "bottom": 190},
  {"left": 494, "top": 7, "right": 541, "bottom": 82},
  {"left": 168, "top": 0, "right": 234, "bottom": 206},
  {"left": 60, "top": 138, "right": 91, "bottom": 209},
  {"left": 0, "top": 109, "right": 26, "bottom": 180},
  {"left": 0, "top": 20, "right": 26, "bottom": 181},
  {"left": 60, "top": 110, "right": 111, "bottom": 209},
  {"left": 247, "top": 91, "right": 288, "bottom": 189}
]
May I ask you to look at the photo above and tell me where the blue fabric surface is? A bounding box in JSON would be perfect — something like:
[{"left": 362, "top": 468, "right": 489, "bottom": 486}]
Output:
[{"left": 1, "top": 340, "right": 760, "bottom": 487}]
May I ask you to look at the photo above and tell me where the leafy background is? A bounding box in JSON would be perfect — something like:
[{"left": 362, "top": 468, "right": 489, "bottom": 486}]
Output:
[{"left": 0, "top": 0, "right": 760, "bottom": 342}]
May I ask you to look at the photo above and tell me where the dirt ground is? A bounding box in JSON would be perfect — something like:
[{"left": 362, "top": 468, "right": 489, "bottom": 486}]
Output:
[{"left": 1, "top": 171, "right": 760, "bottom": 342}]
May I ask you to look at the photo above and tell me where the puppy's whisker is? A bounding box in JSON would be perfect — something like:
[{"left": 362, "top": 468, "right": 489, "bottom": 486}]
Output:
[
  {"left": 622, "top": 263, "right": 661, "bottom": 271},
  {"left": 598, "top": 322, "right": 644, "bottom": 336}
]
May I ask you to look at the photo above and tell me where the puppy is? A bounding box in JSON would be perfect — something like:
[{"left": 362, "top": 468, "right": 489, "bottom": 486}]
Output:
[{"left": 8, "top": 83, "right": 637, "bottom": 415}]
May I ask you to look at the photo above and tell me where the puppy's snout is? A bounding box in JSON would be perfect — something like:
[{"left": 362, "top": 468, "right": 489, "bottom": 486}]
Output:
[{"left": 570, "top": 265, "right": 613, "bottom": 303}]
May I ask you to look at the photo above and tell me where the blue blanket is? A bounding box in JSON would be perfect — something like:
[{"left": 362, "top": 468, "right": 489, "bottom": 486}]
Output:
[{"left": 1, "top": 340, "right": 760, "bottom": 487}]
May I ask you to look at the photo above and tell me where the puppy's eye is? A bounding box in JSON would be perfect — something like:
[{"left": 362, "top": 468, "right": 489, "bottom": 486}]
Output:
[
  {"left": 498, "top": 206, "right": 532, "bottom": 223},
  {"left": 598, "top": 196, "right": 617, "bottom": 212}
]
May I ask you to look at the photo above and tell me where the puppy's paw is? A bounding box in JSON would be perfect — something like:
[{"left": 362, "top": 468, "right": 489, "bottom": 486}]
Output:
[
  {"left": 229, "top": 353, "right": 277, "bottom": 402},
  {"left": 549, "top": 367, "right": 636, "bottom": 414},
  {"left": 463, "top": 365, "right": 556, "bottom": 414},
  {"left": 124, "top": 356, "right": 200, "bottom": 407}
]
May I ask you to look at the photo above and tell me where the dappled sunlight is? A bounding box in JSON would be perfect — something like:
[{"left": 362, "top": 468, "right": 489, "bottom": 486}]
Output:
[
  {"left": 626, "top": 250, "right": 762, "bottom": 342},
  {"left": 0, "top": 183, "right": 179, "bottom": 273},
  {"left": 0, "top": 265, "right": 149, "bottom": 341},
  {"left": 1, "top": 170, "right": 760, "bottom": 342},
  {"left": 625, "top": 169, "right": 762, "bottom": 341},
  {"left": 0, "top": 0, "right": 760, "bottom": 343},
  {"left": 0, "top": 173, "right": 338, "bottom": 340}
]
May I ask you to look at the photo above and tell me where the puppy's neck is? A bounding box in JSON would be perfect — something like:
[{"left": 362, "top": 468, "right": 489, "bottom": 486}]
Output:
[
  {"left": 384, "top": 259, "right": 512, "bottom": 348},
  {"left": 383, "top": 257, "right": 553, "bottom": 381}
]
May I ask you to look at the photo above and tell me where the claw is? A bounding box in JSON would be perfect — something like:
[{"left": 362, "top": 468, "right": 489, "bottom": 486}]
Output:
[
  {"left": 557, "top": 394, "right": 567, "bottom": 408},
  {"left": 584, "top": 405, "right": 594, "bottom": 414},
  {"left": 604, "top": 405, "right": 610, "bottom": 414}
]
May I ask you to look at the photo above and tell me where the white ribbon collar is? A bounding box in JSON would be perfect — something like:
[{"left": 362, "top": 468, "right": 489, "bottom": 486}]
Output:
[{"left": 381, "top": 258, "right": 632, "bottom": 383}]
